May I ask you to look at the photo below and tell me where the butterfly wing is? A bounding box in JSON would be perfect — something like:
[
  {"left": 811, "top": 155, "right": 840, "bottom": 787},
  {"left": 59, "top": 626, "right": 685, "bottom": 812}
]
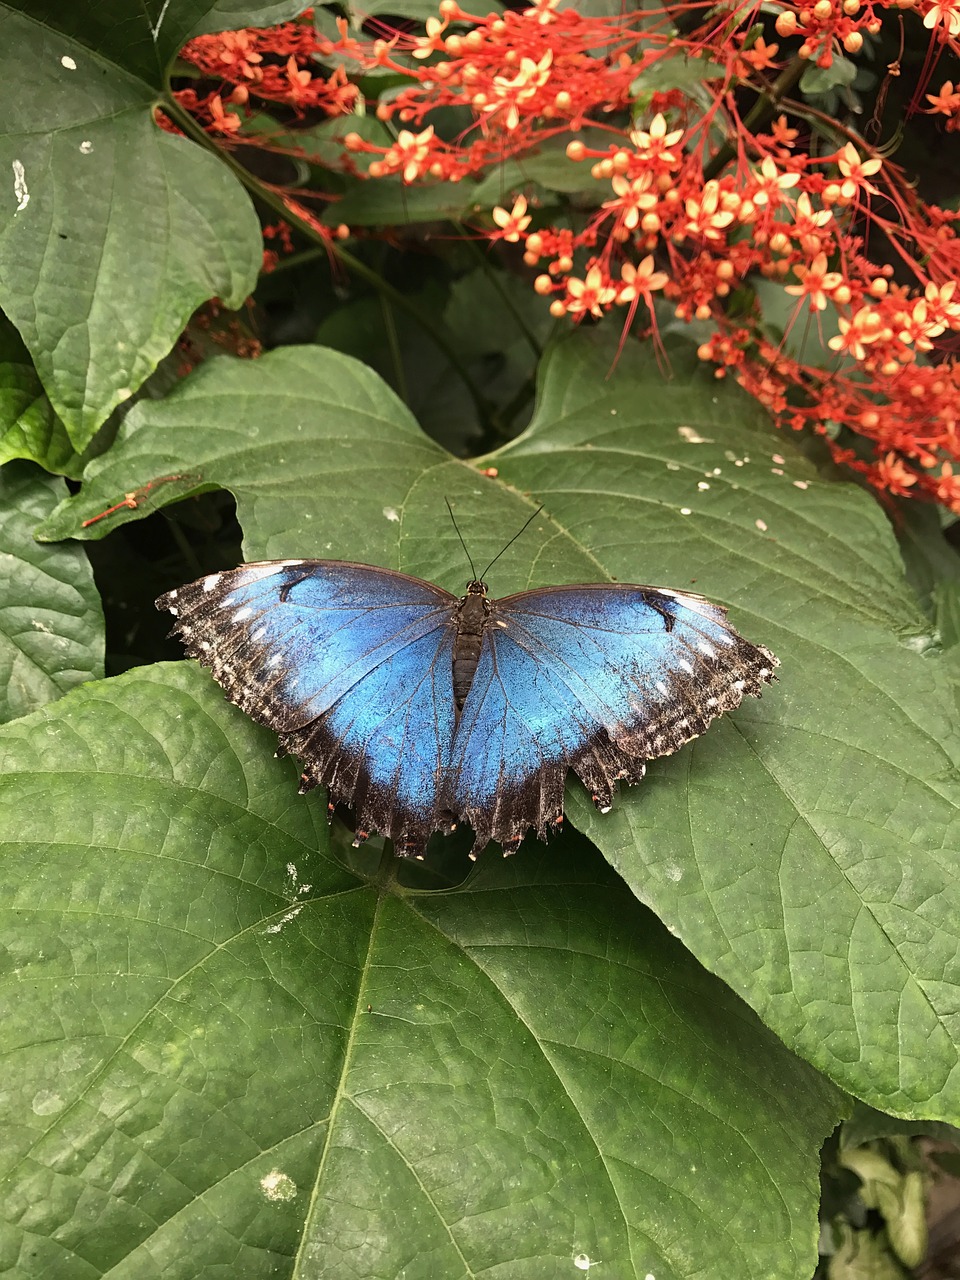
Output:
[
  {"left": 447, "top": 584, "right": 778, "bottom": 854},
  {"left": 157, "top": 560, "right": 459, "bottom": 854}
]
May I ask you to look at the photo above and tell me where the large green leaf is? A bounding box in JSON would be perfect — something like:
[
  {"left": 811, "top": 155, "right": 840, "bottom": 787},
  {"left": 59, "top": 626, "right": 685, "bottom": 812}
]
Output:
[
  {"left": 0, "top": 662, "right": 841, "bottom": 1278},
  {"left": 490, "top": 335, "right": 960, "bottom": 1123},
  {"left": 0, "top": 463, "right": 103, "bottom": 723},
  {"left": 0, "top": 2, "right": 281, "bottom": 449},
  {"left": 36, "top": 334, "right": 960, "bottom": 1122},
  {"left": 0, "top": 316, "right": 93, "bottom": 478}
]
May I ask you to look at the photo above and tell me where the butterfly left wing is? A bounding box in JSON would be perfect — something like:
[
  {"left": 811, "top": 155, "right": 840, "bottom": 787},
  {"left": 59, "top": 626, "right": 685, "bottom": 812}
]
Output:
[
  {"left": 157, "top": 560, "right": 460, "bottom": 855},
  {"left": 446, "top": 583, "right": 778, "bottom": 855}
]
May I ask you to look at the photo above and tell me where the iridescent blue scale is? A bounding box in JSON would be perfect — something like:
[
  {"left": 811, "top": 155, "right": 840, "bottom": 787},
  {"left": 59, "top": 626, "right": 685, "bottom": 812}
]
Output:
[{"left": 157, "top": 557, "right": 777, "bottom": 859}]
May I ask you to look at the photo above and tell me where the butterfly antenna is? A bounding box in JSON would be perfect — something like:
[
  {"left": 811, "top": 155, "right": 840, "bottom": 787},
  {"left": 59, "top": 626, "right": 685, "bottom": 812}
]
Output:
[
  {"left": 445, "top": 497, "right": 479, "bottom": 581},
  {"left": 479, "top": 506, "right": 544, "bottom": 582}
]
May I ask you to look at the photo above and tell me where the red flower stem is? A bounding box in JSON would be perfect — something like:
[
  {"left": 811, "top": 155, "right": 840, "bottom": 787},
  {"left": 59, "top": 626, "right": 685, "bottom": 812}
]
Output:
[{"left": 257, "top": 246, "right": 329, "bottom": 276}]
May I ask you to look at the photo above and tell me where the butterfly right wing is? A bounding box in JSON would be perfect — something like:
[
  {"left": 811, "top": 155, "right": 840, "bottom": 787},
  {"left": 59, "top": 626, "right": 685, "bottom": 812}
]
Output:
[
  {"left": 447, "top": 582, "right": 777, "bottom": 855},
  {"left": 157, "top": 560, "right": 459, "bottom": 854}
]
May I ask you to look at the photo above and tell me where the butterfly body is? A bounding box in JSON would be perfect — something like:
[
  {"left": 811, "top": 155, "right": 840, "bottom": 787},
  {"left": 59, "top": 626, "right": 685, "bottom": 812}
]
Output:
[
  {"left": 453, "top": 580, "right": 506, "bottom": 717},
  {"left": 157, "top": 558, "right": 778, "bottom": 859}
]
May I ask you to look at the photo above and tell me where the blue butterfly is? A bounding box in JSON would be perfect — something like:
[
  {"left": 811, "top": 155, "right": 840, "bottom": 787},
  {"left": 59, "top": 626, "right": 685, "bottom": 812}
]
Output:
[{"left": 157, "top": 558, "right": 778, "bottom": 859}]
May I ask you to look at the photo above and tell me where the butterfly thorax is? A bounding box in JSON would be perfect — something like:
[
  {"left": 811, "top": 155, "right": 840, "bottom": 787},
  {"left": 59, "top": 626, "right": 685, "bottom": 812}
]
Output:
[{"left": 452, "top": 581, "right": 491, "bottom": 716}]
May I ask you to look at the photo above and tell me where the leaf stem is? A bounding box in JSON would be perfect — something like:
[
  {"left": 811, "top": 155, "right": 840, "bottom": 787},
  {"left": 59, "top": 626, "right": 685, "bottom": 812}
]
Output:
[
  {"left": 455, "top": 226, "right": 544, "bottom": 360},
  {"left": 379, "top": 293, "right": 409, "bottom": 404},
  {"left": 703, "top": 57, "right": 807, "bottom": 182},
  {"left": 159, "top": 94, "right": 498, "bottom": 433}
]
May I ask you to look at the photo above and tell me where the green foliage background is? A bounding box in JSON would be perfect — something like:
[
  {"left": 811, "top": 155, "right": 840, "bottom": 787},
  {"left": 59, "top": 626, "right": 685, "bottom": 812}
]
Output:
[{"left": 1, "top": 2, "right": 959, "bottom": 1277}]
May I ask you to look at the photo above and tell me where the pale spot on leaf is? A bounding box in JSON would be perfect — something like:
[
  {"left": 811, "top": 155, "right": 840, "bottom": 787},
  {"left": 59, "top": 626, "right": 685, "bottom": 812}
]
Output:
[
  {"left": 677, "top": 425, "right": 713, "bottom": 443},
  {"left": 260, "top": 1170, "right": 297, "bottom": 1202},
  {"left": 12, "top": 160, "right": 28, "bottom": 211},
  {"left": 32, "top": 1090, "right": 65, "bottom": 1116}
]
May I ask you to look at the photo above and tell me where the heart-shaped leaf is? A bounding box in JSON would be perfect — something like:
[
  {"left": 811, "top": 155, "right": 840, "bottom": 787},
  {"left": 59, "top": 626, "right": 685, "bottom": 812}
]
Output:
[
  {"left": 0, "top": 661, "right": 842, "bottom": 1278},
  {"left": 0, "top": 462, "right": 103, "bottom": 723},
  {"left": 0, "top": 1, "right": 292, "bottom": 448},
  {"left": 0, "top": 317, "right": 92, "bottom": 478},
  {"left": 37, "top": 333, "right": 960, "bottom": 1122}
]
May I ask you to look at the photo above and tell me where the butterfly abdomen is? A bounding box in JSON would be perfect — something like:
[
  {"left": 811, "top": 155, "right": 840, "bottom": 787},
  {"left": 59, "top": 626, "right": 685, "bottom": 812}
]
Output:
[{"left": 452, "top": 583, "right": 491, "bottom": 714}]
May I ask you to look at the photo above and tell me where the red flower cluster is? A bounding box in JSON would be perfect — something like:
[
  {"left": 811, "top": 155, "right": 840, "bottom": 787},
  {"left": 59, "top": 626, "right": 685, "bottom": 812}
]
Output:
[
  {"left": 516, "top": 119, "right": 960, "bottom": 510},
  {"left": 338, "top": 0, "right": 657, "bottom": 181},
  {"left": 171, "top": 3, "right": 960, "bottom": 512},
  {"left": 926, "top": 79, "right": 960, "bottom": 129},
  {"left": 180, "top": 20, "right": 360, "bottom": 119}
]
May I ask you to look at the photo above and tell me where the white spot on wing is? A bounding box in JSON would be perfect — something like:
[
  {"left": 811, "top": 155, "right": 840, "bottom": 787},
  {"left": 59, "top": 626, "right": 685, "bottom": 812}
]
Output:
[
  {"left": 251, "top": 626, "right": 266, "bottom": 642},
  {"left": 267, "top": 653, "right": 283, "bottom": 667},
  {"left": 240, "top": 564, "right": 287, "bottom": 582},
  {"left": 202, "top": 574, "right": 221, "bottom": 593},
  {"left": 659, "top": 591, "right": 717, "bottom": 622},
  {"left": 697, "top": 641, "right": 717, "bottom": 658},
  {"left": 232, "top": 607, "right": 253, "bottom": 622},
  {"left": 655, "top": 680, "right": 669, "bottom": 696},
  {"left": 12, "top": 160, "right": 29, "bottom": 211},
  {"left": 677, "top": 659, "right": 695, "bottom": 675}
]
